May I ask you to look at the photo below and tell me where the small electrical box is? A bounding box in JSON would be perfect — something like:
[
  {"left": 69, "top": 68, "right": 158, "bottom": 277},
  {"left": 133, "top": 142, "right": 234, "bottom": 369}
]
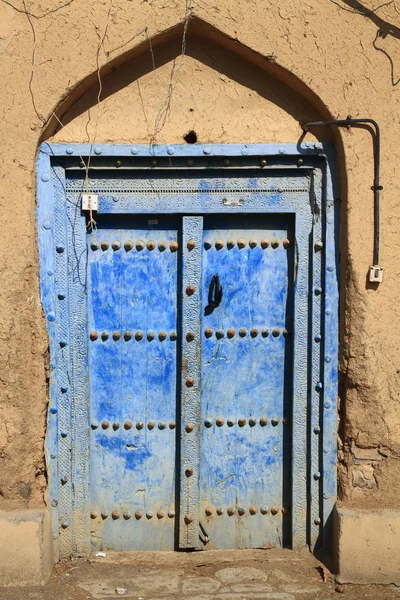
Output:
[
  {"left": 82, "top": 194, "right": 99, "bottom": 211},
  {"left": 369, "top": 265, "right": 384, "bottom": 283}
]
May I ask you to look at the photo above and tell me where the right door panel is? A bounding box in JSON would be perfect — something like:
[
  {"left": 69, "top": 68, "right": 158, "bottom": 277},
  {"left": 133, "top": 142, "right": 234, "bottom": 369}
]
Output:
[{"left": 199, "top": 215, "right": 294, "bottom": 549}]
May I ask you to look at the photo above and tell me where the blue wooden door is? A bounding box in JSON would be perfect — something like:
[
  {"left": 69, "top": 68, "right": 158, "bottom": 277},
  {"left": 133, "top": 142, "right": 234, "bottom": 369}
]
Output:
[
  {"left": 87, "top": 214, "right": 292, "bottom": 551},
  {"left": 88, "top": 216, "right": 179, "bottom": 551},
  {"left": 199, "top": 216, "right": 292, "bottom": 548},
  {"left": 180, "top": 215, "right": 293, "bottom": 549}
]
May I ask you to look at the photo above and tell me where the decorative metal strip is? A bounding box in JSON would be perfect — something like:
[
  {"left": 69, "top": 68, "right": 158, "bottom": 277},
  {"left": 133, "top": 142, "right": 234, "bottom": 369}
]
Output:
[
  {"left": 309, "top": 169, "right": 323, "bottom": 549},
  {"left": 37, "top": 153, "right": 60, "bottom": 561},
  {"left": 41, "top": 141, "right": 327, "bottom": 158},
  {"left": 53, "top": 166, "right": 73, "bottom": 557},
  {"left": 67, "top": 185, "right": 309, "bottom": 195},
  {"left": 180, "top": 216, "right": 203, "bottom": 548},
  {"left": 65, "top": 173, "right": 309, "bottom": 193},
  {"left": 322, "top": 189, "right": 339, "bottom": 547},
  {"left": 66, "top": 189, "right": 91, "bottom": 555},
  {"left": 69, "top": 192, "right": 311, "bottom": 216},
  {"left": 291, "top": 207, "right": 313, "bottom": 548}
]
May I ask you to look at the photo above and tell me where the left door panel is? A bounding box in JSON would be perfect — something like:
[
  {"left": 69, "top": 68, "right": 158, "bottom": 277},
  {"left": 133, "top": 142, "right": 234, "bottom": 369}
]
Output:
[{"left": 88, "top": 216, "right": 179, "bottom": 551}]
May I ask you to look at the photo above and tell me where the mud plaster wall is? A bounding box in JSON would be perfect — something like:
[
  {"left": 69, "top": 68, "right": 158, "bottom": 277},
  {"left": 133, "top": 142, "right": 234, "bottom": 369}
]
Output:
[{"left": 0, "top": 0, "right": 399, "bottom": 511}]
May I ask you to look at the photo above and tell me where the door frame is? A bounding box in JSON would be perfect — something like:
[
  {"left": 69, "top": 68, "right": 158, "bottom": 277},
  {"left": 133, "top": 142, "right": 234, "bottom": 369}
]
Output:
[{"left": 37, "top": 142, "right": 338, "bottom": 559}]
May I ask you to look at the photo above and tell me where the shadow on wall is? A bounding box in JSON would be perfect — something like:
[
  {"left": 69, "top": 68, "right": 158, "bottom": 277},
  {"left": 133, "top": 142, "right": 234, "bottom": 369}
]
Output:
[{"left": 45, "top": 18, "right": 332, "bottom": 145}]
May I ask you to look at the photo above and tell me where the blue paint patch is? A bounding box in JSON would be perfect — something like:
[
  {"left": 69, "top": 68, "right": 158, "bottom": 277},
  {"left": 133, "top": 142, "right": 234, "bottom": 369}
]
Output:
[
  {"left": 199, "top": 215, "right": 293, "bottom": 549},
  {"left": 88, "top": 216, "right": 179, "bottom": 550},
  {"left": 96, "top": 434, "right": 152, "bottom": 470}
]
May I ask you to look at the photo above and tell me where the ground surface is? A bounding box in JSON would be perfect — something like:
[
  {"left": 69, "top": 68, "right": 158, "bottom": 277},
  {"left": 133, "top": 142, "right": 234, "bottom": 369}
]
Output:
[{"left": 1, "top": 549, "right": 399, "bottom": 600}]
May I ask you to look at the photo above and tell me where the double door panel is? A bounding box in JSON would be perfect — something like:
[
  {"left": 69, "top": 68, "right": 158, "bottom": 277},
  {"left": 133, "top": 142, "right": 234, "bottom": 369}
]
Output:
[{"left": 87, "top": 214, "right": 293, "bottom": 551}]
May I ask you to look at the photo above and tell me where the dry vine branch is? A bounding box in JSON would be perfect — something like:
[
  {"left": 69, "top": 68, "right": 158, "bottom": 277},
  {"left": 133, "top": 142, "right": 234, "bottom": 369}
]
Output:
[
  {"left": 84, "top": 0, "right": 114, "bottom": 235},
  {"left": 149, "top": 0, "right": 193, "bottom": 145},
  {"left": 21, "top": 0, "right": 43, "bottom": 122},
  {"left": 3, "top": 0, "right": 74, "bottom": 19},
  {"left": 7, "top": 0, "right": 75, "bottom": 122},
  {"left": 329, "top": 0, "right": 400, "bottom": 86},
  {"left": 106, "top": 27, "right": 148, "bottom": 57}
]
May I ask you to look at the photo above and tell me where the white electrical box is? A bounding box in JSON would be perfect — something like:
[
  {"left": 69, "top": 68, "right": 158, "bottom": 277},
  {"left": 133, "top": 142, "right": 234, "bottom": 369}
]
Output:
[
  {"left": 369, "top": 265, "right": 384, "bottom": 283},
  {"left": 82, "top": 194, "right": 99, "bottom": 211}
]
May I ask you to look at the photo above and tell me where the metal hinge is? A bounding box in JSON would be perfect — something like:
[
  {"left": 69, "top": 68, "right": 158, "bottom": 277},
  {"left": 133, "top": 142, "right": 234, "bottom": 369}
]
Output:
[{"left": 82, "top": 194, "right": 99, "bottom": 211}]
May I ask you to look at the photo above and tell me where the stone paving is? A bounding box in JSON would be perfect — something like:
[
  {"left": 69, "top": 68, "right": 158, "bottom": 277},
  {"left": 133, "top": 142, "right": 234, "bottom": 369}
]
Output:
[{"left": 1, "top": 548, "right": 400, "bottom": 600}]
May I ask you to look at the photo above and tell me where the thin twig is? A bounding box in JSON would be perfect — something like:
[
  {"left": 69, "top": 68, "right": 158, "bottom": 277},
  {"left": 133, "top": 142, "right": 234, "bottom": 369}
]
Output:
[
  {"left": 137, "top": 80, "right": 151, "bottom": 138},
  {"left": 149, "top": 0, "right": 192, "bottom": 144},
  {"left": 106, "top": 27, "right": 147, "bottom": 57},
  {"left": 21, "top": 0, "right": 44, "bottom": 122},
  {"left": 91, "top": 0, "right": 114, "bottom": 147},
  {"left": 85, "top": 0, "right": 113, "bottom": 234},
  {"left": 3, "top": 0, "right": 75, "bottom": 19}
]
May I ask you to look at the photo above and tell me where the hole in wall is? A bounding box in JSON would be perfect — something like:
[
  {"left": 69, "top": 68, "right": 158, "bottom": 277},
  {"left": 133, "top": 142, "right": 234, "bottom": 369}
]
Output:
[{"left": 184, "top": 130, "right": 198, "bottom": 144}]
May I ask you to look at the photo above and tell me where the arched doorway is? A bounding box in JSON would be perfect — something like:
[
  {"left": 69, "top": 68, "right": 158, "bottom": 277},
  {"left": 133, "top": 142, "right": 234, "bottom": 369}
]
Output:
[{"left": 38, "top": 21, "right": 339, "bottom": 559}]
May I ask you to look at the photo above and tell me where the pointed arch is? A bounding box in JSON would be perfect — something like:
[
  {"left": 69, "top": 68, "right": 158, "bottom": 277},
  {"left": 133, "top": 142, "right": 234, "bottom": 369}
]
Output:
[{"left": 42, "top": 16, "right": 336, "bottom": 141}]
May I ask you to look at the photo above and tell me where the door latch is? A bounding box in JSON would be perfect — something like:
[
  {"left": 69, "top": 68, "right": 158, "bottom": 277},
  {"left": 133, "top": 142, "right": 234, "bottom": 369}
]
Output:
[
  {"left": 205, "top": 274, "right": 223, "bottom": 315},
  {"left": 199, "top": 521, "right": 210, "bottom": 545}
]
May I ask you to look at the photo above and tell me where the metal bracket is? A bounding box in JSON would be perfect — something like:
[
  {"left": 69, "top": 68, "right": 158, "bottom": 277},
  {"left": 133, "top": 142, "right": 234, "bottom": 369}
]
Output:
[
  {"left": 82, "top": 194, "right": 98, "bottom": 211},
  {"left": 223, "top": 197, "right": 244, "bottom": 207}
]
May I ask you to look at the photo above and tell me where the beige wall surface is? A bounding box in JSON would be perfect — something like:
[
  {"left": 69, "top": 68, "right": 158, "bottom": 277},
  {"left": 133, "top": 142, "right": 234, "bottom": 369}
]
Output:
[{"left": 0, "top": 0, "right": 399, "bottom": 511}]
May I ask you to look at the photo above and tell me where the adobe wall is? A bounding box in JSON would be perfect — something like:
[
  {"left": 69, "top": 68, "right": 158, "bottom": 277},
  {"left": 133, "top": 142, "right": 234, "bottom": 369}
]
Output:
[{"left": 0, "top": 0, "right": 399, "bottom": 514}]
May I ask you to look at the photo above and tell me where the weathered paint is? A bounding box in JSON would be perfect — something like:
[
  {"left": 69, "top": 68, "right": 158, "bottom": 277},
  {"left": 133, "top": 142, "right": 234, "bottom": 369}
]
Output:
[
  {"left": 37, "top": 143, "right": 338, "bottom": 555},
  {"left": 88, "top": 217, "right": 179, "bottom": 551},
  {"left": 199, "top": 216, "right": 293, "bottom": 549}
]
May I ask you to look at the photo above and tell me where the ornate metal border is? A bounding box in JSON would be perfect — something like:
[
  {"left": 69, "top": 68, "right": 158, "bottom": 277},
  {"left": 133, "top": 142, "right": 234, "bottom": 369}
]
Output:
[
  {"left": 180, "top": 216, "right": 203, "bottom": 547},
  {"left": 37, "top": 143, "right": 338, "bottom": 556}
]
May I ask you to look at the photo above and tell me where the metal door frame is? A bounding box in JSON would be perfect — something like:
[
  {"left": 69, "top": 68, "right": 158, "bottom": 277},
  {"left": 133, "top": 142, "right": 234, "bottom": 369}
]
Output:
[{"left": 37, "top": 142, "right": 339, "bottom": 559}]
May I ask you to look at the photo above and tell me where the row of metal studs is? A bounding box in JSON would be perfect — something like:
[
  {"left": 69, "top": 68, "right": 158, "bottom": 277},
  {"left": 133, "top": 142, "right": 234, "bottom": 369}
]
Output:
[
  {"left": 204, "top": 239, "right": 290, "bottom": 250},
  {"left": 68, "top": 144, "right": 316, "bottom": 161},
  {"left": 90, "top": 505, "right": 287, "bottom": 520},
  {"left": 92, "top": 421, "right": 176, "bottom": 431},
  {"left": 91, "top": 240, "right": 179, "bottom": 252},
  {"left": 90, "top": 239, "right": 291, "bottom": 253},
  {"left": 204, "top": 505, "right": 286, "bottom": 516},
  {"left": 204, "top": 416, "right": 288, "bottom": 427},
  {"left": 91, "top": 417, "right": 288, "bottom": 431},
  {"left": 65, "top": 143, "right": 318, "bottom": 160},
  {"left": 204, "top": 327, "right": 289, "bottom": 339},
  {"left": 89, "top": 329, "right": 289, "bottom": 341},
  {"left": 89, "top": 331, "right": 177, "bottom": 342},
  {"left": 91, "top": 508, "right": 176, "bottom": 520}
]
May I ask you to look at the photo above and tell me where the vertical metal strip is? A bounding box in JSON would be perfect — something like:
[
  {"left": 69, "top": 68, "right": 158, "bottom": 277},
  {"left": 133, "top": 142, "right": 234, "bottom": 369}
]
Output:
[
  {"left": 323, "top": 178, "right": 339, "bottom": 546},
  {"left": 180, "top": 216, "right": 203, "bottom": 548},
  {"left": 66, "top": 190, "right": 91, "bottom": 555},
  {"left": 309, "top": 170, "right": 323, "bottom": 549},
  {"left": 292, "top": 206, "right": 312, "bottom": 548},
  {"left": 53, "top": 166, "right": 74, "bottom": 557},
  {"left": 37, "top": 152, "right": 60, "bottom": 561}
]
